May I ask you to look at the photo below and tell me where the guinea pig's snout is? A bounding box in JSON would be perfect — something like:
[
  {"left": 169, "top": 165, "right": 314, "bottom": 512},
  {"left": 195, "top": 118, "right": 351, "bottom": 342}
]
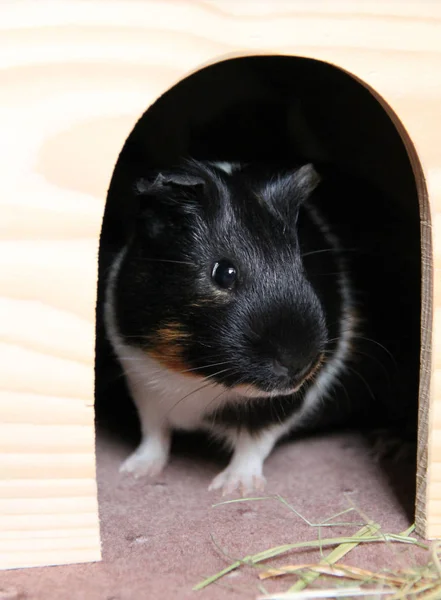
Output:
[
  {"left": 272, "top": 356, "right": 290, "bottom": 377},
  {"left": 247, "top": 302, "right": 327, "bottom": 394},
  {"left": 272, "top": 349, "right": 323, "bottom": 385}
]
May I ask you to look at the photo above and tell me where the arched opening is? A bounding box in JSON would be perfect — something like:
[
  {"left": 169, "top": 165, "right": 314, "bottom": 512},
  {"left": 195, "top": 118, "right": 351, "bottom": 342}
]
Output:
[{"left": 95, "top": 55, "right": 426, "bottom": 562}]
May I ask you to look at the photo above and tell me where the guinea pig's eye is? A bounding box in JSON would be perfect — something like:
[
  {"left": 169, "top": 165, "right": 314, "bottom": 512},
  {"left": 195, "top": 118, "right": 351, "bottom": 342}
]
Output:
[{"left": 211, "top": 260, "right": 237, "bottom": 290}]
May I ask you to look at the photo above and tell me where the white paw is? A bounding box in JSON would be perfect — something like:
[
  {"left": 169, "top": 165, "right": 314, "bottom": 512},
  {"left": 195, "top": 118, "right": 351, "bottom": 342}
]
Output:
[
  {"left": 119, "top": 443, "right": 168, "bottom": 479},
  {"left": 208, "top": 464, "right": 267, "bottom": 496}
]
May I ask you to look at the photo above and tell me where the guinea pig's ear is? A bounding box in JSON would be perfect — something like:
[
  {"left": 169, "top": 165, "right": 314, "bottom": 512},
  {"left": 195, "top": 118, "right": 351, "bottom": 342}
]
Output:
[
  {"left": 135, "top": 172, "right": 206, "bottom": 213},
  {"left": 135, "top": 172, "right": 205, "bottom": 196},
  {"left": 133, "top": 171, "right": 206, "bottom": 239},
  {"left": 156, "top": 172, "right": 205, "bottom": 191},
  {"left": 290, "top": 163, "right": 321, "bottom": 202},
  {"left": 261, "top": 163, "right": 321, "bottom": 220}
]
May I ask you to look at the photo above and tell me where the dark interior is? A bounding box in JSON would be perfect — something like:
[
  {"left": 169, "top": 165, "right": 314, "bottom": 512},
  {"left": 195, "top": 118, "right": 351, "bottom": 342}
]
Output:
[{"left": 95, "top": 56, "right": 422, "bottom": 505}]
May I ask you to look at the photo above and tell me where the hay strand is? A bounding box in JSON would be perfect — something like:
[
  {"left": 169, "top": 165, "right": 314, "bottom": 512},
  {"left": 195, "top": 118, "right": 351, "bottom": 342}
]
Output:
[{"left": 194, "top": 495, "right": 435, "bottom": 597}]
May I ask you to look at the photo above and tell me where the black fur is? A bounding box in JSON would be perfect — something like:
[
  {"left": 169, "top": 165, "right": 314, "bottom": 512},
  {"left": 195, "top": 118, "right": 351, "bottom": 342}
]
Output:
[
  {"left": 112, "top": 159, "right": 419, "bottom": 438},
  {"left": 114, "top": 160, "right": 342, "bottom": 431}
]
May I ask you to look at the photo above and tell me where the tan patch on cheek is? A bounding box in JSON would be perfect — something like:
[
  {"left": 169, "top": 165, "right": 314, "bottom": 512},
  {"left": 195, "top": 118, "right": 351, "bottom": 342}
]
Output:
[
  {"left": 148, "top": 321, "right": 195, "bottom": 375},
  {"left": 189, "top": 292, "right": 229, "bottom": 309}
]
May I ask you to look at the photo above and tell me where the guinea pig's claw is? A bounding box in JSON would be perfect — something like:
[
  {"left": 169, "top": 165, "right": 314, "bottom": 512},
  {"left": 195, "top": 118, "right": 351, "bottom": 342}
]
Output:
[
  {"left": 208, "top": 467, "right": 267, "bottom": 497},
  {"left": 119, "top": 444, "right": 168, "bottom": 479},
  {"left": 252, "top": 474, "right": 267, "bottom": 493}
]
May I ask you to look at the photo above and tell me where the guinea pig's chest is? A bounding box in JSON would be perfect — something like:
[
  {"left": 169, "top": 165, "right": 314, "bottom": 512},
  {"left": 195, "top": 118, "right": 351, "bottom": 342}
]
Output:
[{"left": 118, "top": 345, "right": 233, "bottom": 430}]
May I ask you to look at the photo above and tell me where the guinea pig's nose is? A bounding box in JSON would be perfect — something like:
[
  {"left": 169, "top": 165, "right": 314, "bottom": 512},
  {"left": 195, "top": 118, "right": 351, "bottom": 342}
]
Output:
[
  {"left": 272, "top": 355, "right": 291, "bottom": 377},
  {"left": 272, "top": 350, "right": 323, "bottom": 381}
]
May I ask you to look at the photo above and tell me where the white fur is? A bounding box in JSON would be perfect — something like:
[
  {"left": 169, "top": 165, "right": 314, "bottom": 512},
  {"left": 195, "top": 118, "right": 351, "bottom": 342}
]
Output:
[
  {"left": 292, "top": 203, "right": 355, "bottom": 423},
  {"left": 104, "top": 205, "right": 355, "bottom": 493},
  {"left": 208, "top": 428, "right": 278, "bottom": 495},
  {"left": 105, "top": 248, "right": 227, "bottom": 476},
  {"left": 210, "top": 161, "right": 241, "bottom": 175}
]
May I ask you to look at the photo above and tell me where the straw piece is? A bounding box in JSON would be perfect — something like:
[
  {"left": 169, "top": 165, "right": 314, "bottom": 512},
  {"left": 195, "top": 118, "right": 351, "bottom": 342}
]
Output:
[
  {"left": 260, "top": 562, "right": 408, "bottom": 585},
  {"left": 193, "top": 532, "right": 422, "bottom": 590},
  {"left": 288, "top": 523, "right": 380, "bottom": 592}
]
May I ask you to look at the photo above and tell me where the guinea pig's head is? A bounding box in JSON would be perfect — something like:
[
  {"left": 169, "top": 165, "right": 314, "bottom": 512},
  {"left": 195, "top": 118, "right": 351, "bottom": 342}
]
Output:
[{"left": 117, "top": 159, "right": 328, "bottom": 397}]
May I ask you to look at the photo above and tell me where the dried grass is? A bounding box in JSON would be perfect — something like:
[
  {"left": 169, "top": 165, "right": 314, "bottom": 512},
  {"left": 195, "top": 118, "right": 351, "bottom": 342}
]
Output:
[{"left": 194, "top": 495, "right": 440, "bottom": 600}]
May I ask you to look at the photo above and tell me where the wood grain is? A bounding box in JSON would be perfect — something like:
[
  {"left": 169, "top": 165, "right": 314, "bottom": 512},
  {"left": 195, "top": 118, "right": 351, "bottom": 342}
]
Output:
[{"left": 0, "top": 0, "right": 440, "bottom": 569}]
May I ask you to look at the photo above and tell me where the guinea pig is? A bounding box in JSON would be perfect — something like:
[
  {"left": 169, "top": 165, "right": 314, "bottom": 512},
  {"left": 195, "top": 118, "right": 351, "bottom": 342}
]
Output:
[{"left": 104, "top": 158, "right": 360, "bottom": 495}]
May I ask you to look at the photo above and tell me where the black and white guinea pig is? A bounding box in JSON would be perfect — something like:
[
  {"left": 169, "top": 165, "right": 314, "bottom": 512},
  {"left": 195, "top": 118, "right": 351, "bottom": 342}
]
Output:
[{"left": 104, "top": 158, "right": 361, "bottom": 495}]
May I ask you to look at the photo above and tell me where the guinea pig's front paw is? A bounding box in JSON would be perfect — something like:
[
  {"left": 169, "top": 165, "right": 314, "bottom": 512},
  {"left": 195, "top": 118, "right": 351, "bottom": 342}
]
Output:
[
  {"left": 208, "top": 464, "right": 267, "bottom": 497},
  {"left": 119, "top": 441, "right": 169, "bottom": 479}
]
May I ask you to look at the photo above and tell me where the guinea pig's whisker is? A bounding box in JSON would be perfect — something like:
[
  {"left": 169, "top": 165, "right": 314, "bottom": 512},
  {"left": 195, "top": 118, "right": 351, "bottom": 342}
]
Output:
[
  {"left": 166, "top": 381, "right": 216, "bottom": 417},
  {"left": 196, "top": 341, "right": 214, "bottom": 349},
  {"left": 344, "top": 365, "right": 376, "bottom": 402},
  {"left": 329, "top": 333, "right": 398, "bottom": 372},
  {"left": 166, "top": 367, "right": 233, "bottom": 416},
  {"left": 301, "top": 248, "right": 358, "bottom": 259},
  {"left": 132, "top": 257, "right": 195, "bottom": 266},
  {"left": 326, "top": 336, "right": 342, "bottom": 343},
  {"left": 350, "top": 335, "right": 397, "bottom": 366},
  {"left": 190, "top": 367, "right": 232, "bottom": 385},
  {"left": 102, "top": 343, "right": 228, "bottom": 365},
  {"left": 307, "top": 272, "right": 346, "bottom": 277},
  {"left": 180, "top": 361, "right": 231, "bottom": 374},
  {"left": 331, "top": 374, "right": 352, "bottom": 407},
  {"left": 348, "top": 349, "right": 393, "bottom": 383},
  {"left": 204, "top": 388, "right": 230, "bottom": 420},
  {"left": 273, "top": 400, "right": 284, "bottom": 423},
  {"left": 111, "top": 355, "right": 149, "bottom": 361}
]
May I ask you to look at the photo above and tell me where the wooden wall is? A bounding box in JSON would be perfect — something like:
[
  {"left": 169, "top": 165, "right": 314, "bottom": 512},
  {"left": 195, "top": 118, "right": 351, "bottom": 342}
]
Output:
[{"left": 1, "top": 0, "right": 440, "bottom": 569}]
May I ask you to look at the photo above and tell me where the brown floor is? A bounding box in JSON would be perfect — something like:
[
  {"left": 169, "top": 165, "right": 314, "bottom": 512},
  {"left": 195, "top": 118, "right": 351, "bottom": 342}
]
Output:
[{"left": 1, "top": 431, "right": 424, "bottom": 600}]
